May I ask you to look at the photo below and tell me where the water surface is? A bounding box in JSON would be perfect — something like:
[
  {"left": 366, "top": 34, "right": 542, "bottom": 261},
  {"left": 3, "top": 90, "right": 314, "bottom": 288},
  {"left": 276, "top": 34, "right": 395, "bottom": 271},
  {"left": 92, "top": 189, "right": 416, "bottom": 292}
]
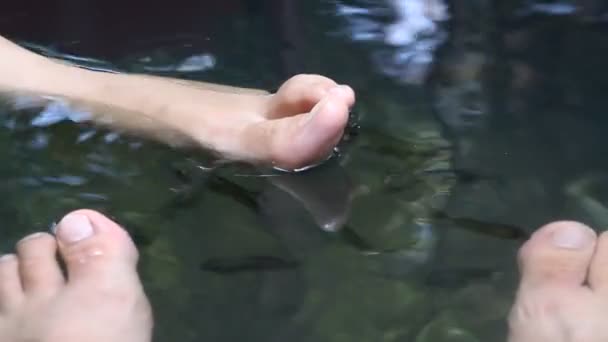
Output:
[{"left": 2, "top": 1, "right": 608, "bottom": 341}]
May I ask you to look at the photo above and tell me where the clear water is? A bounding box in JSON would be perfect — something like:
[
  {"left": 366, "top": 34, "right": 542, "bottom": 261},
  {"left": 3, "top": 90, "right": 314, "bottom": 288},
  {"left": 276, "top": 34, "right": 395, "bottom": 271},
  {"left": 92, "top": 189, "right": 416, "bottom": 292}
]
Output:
[{"left": 2, "top": 0, "right": 608, "bottom": 341}]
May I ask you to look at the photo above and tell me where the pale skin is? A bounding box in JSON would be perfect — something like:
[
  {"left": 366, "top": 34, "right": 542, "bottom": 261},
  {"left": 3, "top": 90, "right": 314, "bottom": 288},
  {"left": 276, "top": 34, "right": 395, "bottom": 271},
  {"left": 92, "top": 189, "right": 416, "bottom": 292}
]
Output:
[
  {"left": 0, "top": 36, "right": 607, "bottom": 342},
  {"left": 6, "top": 212, "right": 608, "bottom": 342},
  {"left": 0, "top": 35, "right": 355, "bottom": 171}
]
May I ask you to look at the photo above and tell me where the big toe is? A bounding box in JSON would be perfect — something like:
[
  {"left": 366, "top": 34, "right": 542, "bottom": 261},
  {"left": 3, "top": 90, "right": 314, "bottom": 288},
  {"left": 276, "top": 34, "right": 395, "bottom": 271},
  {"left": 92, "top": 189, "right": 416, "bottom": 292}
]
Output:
[
  {"left": 508, "top": 221, "right": 597, "bottom": 342},
  {"left": 517, "top": 221, "right": 596, "bottom": 290},
  {"left": 271, "top": 89, "right": 352, "bottom": 170},
  {"left": 54, "top": 210, "right": 139, "bottom": 289}
]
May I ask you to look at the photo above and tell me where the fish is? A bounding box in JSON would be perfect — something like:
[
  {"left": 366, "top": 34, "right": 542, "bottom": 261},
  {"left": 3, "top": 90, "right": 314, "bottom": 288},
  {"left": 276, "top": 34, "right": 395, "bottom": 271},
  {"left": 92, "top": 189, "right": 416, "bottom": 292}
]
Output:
[
  {"left": 431, "top": 210, "right": 529, "bottom": 241},
  {"left": 200, "top": 255, "right": 299, "bottom": 274}
]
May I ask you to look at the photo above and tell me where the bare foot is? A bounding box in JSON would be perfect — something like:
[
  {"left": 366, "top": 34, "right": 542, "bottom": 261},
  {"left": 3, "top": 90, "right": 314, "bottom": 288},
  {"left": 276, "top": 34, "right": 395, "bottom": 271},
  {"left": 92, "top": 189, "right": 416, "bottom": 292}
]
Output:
[
  {"left": 0, "top": 210, "right": 152, "bottom": 342},
  {"left": 509, "top": 221, "right": 608, "bottom": 341},
  {"left": 228, "top": 74, "right": 355, "bottom": 171},
  {"left": 0, "top": 38, "right": 356, "bottom": 171}
]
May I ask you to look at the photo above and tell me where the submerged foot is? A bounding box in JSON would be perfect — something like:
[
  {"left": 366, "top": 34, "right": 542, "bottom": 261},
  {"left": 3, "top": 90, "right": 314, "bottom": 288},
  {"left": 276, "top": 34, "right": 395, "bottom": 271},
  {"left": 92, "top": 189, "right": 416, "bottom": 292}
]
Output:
[
  {"left": 0, "top": 210, "right": 152, "bottom": 342},
  {"left": 238, "top": 74, "right": 355, "bottom": 171},
  {"left": 509, "top": 221, "right": 608, "bottom": 341}
]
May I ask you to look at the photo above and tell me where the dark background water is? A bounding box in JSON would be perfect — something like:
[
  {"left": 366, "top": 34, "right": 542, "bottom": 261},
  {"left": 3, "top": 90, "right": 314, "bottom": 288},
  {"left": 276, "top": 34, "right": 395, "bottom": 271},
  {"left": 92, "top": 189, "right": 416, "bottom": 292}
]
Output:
[{"left": 1, "top": 1, "right": 608, "bottom": 341}]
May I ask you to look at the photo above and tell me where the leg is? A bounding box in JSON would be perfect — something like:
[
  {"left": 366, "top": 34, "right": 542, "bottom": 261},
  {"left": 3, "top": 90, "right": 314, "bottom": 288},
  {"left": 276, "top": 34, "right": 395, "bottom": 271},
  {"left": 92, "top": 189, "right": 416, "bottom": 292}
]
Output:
[{"left": 0, "top": 35, "right": 356, "bottom": 171}]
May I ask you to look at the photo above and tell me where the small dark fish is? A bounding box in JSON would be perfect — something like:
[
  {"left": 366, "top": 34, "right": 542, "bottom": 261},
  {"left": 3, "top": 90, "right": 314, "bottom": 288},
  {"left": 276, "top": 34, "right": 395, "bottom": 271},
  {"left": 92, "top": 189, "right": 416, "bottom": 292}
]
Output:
[
  {"left": 206, "top": 175, "right": 260, "bottom": 211},
  {"left": 431, "top": 210, "right": 529, "bottom": 241},
  {"left": 161, "top": 160, "right": 260, "bottom": 217},
  {"left": 425, "top": 266, "right": 497, "bottom": 288},
  {"left": 336, "top": 224, "right": 377, "bottom": 251},
  {"left": 422, "top": 167, "right": 502, "bottom": 185},
  {"left": 200, "top": 256, "right": 300, "bottom": 274}
]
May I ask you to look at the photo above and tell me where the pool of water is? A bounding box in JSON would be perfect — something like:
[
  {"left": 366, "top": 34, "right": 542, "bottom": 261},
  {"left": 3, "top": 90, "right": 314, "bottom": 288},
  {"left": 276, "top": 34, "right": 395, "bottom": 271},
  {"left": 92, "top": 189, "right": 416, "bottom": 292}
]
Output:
[{"left": 2, "top": 0, "right": 608, "bottom": 341}]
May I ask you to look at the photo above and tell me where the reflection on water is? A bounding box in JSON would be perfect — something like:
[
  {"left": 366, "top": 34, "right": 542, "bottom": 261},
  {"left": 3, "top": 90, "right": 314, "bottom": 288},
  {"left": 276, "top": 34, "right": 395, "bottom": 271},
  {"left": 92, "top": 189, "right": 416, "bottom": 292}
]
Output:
[
  {"left": 1, "top": 0, "right": 608, "bottom": 341},
  {"left": 332, "top": 0, "right": 449, "bottom": 84},
  {"left": 22, "top": 38, "right": 219, "bottom": 76}
]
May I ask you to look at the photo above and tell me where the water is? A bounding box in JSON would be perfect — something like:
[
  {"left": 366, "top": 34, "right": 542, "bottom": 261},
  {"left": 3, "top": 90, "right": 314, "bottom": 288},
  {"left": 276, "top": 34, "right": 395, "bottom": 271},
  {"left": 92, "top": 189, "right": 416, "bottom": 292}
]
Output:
[{"left": 1, "top": 0, "right": 608, "bottom": 341}]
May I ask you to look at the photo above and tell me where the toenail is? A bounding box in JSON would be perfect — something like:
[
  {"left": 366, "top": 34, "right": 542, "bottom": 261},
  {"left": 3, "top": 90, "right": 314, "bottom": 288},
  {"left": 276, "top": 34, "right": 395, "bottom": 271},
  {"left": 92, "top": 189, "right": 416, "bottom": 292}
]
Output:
[
  {"left": 18, "top": 232, "right": 46, "bottom": 243},
  {"left": 56, "top": 214, "right": 94, "bottom": 244},
  {"left": 0, "top": 254, "right": 16, "bottom": 262},
  {"left": 552, "top": 224, "right": 593, "bottom": 249}
]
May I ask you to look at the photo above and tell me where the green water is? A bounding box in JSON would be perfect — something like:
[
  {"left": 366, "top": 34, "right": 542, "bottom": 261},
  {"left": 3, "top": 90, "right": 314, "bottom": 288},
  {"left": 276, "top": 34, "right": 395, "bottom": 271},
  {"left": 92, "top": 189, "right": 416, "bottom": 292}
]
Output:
[{"left": 2, "top": 0, "right": 608, "bottom": 341}]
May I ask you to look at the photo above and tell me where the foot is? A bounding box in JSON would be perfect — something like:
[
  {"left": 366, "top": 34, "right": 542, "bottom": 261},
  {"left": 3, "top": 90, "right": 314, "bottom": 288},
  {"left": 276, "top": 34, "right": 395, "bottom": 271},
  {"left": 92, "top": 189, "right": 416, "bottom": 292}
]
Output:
[
  {"left": 60, "top": 68, "right": 355, "bottom": 171},
  {"left": 508, "top": 221, "right": 608, "bottom": 342},
  {"left": 218, "top": 74, "right": 355, "bottom": 171},
  {"left": 0, "top": 210, "right": 152, "bottom": 342}
]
